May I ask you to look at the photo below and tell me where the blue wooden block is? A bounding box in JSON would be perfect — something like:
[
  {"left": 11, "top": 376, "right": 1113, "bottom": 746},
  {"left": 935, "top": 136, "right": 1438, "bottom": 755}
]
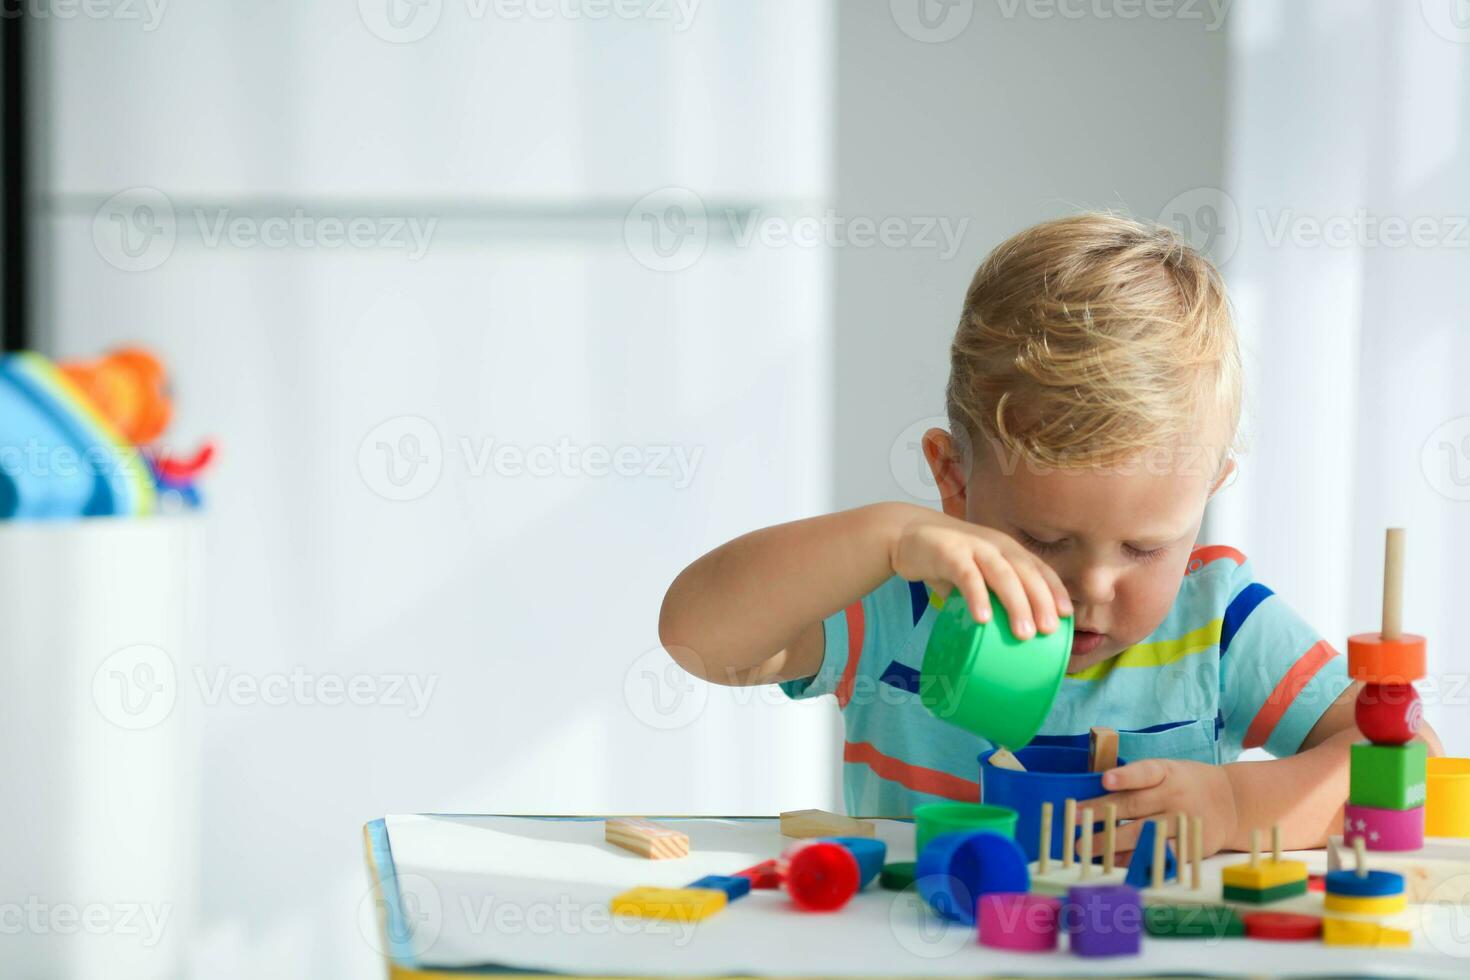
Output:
[
  {"left": 686, "top": 874, "right": 752, "bottom": 901},
  {"left": 1123, "top": 821, "right": 1176, "bottom": 888}
]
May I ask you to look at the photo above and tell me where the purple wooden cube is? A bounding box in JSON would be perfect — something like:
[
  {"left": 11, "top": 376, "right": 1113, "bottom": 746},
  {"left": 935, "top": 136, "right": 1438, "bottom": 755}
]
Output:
[{"left": 1064, "top": 883, "right": 1143, "bottom": 957}]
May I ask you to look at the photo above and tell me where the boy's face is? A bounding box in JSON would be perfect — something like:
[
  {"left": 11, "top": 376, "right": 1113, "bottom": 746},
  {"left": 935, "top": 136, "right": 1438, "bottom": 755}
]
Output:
[{"left": 923, "top": 429, "right": 1233, "bottom": 674}]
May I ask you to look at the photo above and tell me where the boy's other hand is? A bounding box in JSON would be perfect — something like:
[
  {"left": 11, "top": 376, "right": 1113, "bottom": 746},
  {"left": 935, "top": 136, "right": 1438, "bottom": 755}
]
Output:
[
  {"left": 1084, "top": 758, "right": 1239, "bottom": 862},
  {"left": 886, "top": 507, "right": 1072, "bottom": 640}
]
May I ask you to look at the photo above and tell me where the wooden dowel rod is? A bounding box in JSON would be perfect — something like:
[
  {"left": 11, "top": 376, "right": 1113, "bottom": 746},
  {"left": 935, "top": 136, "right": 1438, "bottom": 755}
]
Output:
[
  {"left": 1191, "top": 816, "right": 1203, "bottom": 890},
  {"left": 1079, "top": 808, "right": 1093, "bottom": 880},
  {"left": 1272, "top": 824, "right": 1282, "bottom": 863},
  {"left": 1250, "top": 829, "right": 1260, "bottom": 868},
  {"left": 1151, "top": 818, "right": 1166, "bottom": 890},
  {"left": 1383, "top": 528, "right": 1405, "bottom": 640},
  {"left": 1039, "top": 802, "right": 1052, "bottom": 875},
  {"left": 1103, "top": 803, "right": 1117, "bottom": 875},
  {"left": 1063, "top": 799, "right": 1076, "bottom": 869},
  {"left": 1354, "top": 835, "right": 1369, "bottom": 878}
]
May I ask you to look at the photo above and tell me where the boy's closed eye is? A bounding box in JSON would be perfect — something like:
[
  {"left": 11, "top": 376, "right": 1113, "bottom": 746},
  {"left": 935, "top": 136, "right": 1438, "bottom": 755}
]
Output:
[{"left": 1014, "top": 528, "right": 1171, "bottom": 564}]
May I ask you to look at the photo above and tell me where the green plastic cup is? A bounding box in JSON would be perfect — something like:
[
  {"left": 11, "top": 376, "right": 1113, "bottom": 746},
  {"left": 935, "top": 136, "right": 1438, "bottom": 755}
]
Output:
[
  {"left": 919, "top": 590, "right": 1072, "bottom": 749},
  {"left": 913, "top": 802, "right": 1018, "bottom": 853}
]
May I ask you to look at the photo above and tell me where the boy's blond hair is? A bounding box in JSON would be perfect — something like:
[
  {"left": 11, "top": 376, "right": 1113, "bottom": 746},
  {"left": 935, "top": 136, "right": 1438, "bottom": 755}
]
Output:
[{"left": 946, "top": 212, "right": 1241, "bottom": 478}]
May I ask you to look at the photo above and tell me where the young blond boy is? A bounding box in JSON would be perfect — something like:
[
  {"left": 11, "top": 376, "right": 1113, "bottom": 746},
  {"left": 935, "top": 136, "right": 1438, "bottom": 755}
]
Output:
[{"left": 659, "top": 212, "right": 1440, "bottom": 858}]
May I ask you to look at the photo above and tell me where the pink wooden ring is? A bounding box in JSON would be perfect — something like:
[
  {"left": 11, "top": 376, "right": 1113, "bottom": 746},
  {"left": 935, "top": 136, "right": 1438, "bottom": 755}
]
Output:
[
  {"left": 978, "top": 893, "right": 1060, "bottom": 951},
  {"left": 1344, "top": 803, "right": 1424, "bottom": 852}
]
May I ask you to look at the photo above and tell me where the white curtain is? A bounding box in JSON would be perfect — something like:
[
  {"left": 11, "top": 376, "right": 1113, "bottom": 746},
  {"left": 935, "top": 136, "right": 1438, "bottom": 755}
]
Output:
[{"left": 1209, "top": 0, "right": 1470, "bottom": 752}]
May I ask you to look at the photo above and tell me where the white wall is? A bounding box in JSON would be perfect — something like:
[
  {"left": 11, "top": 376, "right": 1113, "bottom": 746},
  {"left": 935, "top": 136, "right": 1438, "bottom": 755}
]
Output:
[
  {"left": 34, "top": 3, "right": 836, "bottom": 977},
  {"left": 1212, "top": 0, "right": 1470, "bottom": 750},
  {"left": 831, "top": 0, "right": 1230, "bottom": 510}
]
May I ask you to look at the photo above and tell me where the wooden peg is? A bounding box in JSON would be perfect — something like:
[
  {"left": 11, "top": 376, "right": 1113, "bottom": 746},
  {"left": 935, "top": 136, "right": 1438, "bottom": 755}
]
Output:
[
  {"left": 1271, "top": 824, "right": 1282, "bottom": 863},
  {"left": 605, "top": 817, "right": 690, "bottom": 860},
  {"left": 1249, "top": 828, "right": 1260, "bottom": 869},
  {"left": 1382, "top": 528, "right": 1405, "bottom": 641},
  {"left": 1177, "top": 812, "right": 1189, "bottom": 882},
  {"left": 1191, "top": 815, "right": 1203, "bottom": 890},
  {"left": 1039, "top": 801, "right": 1053, "bottom": 874},
  {"left": 1151, "top": 817, "right": 1167, "bottom": 890},
  {"left": 1102, "top": 803, "right": 1117, "bottom": 875},
  {"left": 1088, "top": 726, "right": 1119, "bottom": 772},
  {"left": 1354, "top": 835, "right": 1369, "bottom": 878},
  {"left": 989, "top": 747, "right": 1027, "bottom": 771},
  {"left": 1063, "top": 799, "right": 1077, "bottom": 869},
  {"left": 1079, "top": 808, "right": 1093, "bottom": 880}
]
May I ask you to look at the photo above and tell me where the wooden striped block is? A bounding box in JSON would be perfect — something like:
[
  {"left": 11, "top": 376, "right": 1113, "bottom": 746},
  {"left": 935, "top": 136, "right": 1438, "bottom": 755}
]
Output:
[
  {"left": 604, "top": 818, "right": 690, "bottom": 859},
  {"left": 779, "top": 808, "right": 875, "bottom": 839}
]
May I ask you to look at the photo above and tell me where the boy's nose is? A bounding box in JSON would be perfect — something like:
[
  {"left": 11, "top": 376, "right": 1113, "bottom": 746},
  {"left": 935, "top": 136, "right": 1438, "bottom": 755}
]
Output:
[{"left": 1067, "top": 566, "right": 1116, "bottom": 607}]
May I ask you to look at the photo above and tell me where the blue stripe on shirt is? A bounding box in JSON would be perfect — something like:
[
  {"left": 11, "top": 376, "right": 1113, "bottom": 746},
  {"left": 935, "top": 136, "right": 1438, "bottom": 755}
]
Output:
[{"left": 1221, "top": 583, "right": 1273, "bottom": 657}]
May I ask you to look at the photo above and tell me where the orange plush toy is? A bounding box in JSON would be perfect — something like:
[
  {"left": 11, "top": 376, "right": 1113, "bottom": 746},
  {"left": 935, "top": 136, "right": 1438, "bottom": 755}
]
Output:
[{"left": 59, "top": 347, "right": 172, "bottom": 445}]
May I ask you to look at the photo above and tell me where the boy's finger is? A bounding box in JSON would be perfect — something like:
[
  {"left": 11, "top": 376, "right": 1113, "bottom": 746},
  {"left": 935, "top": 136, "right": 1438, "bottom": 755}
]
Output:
[
  {"left": 949, "top": 564, "right": 991, "bottom": 623},
  {"left": 1083, "top": 788, "right": 1161, "bottom": 822},
  {"left": 1035, "top": 559, "right": 1074, "bottom": 618},
  {"left": 974, "top": 550, "right": 1035, "bottom": 639},
  {"left": 1016, "top": 561, "right": 1060, "bottom": 634},
  {"left": 1101, "top": 759, "right": 1169, "bottom": 792}
]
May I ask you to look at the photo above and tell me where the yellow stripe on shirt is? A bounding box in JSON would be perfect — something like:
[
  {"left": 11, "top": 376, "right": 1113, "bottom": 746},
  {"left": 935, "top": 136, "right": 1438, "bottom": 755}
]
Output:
[{"left": 1066, "top": 619, "right": 1224, "bottom": 681}]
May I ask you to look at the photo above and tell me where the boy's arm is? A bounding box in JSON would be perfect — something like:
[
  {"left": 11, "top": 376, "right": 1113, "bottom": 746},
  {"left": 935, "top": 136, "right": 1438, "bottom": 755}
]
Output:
[
  {"left": 658, "top": 503, "right": 904, "bottom": 687},
  {"left": 658, "top": 501, "right": 1070, "bottom": 687},
  {"left": 1095, "top": 683, "right": 1445, "bottom": 857},
  {"left": 1222, "top": 680, "right": 1444, "bottom": 849}
]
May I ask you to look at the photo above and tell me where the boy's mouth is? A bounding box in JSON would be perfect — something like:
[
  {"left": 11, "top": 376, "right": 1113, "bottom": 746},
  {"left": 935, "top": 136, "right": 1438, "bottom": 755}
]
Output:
[{"left": 1071, "top": 629, "right": 1106, "bottom": 656}]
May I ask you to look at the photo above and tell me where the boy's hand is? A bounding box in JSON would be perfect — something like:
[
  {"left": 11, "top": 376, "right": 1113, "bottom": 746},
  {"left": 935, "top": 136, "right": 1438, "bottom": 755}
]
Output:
[
  {"left": 888, "top": 508, "right": 1072, "bottom": 639},
  {"left": 1084, "top": 758, "right": 1239, "bottom": 861}
]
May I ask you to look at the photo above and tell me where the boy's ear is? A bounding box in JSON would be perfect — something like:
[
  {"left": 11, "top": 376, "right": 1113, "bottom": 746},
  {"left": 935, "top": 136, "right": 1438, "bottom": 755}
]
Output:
[
  {"left": 921, "top": 428, "right": 970, "bottom": 519},
  {"left": 1208, "top": 455, "right": 1237, "bottom": 498}
]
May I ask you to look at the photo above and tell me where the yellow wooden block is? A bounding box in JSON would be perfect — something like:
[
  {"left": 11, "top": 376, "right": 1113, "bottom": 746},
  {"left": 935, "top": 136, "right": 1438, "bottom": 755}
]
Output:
[
  {"left": 779, "top": 808, "right": 875, "bottom": 839},
  {"left": 1323, "top": 917, "right": 1411, "bottom": 948},
  {"left": 1220, "top": 859, "right": 1308, "bottom": 891},
  {"left": 1323, "top": 892, "right": 1408, "bottom": 916},
  {"left": 610, "top": 887, "right": 727, "bottom": 922}
]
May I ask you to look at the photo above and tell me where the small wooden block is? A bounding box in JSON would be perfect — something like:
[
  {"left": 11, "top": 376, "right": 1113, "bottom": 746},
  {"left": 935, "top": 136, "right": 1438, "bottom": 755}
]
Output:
[
  {"left": 610, "top": 886, "right": 726, "bottom": 922},
  {"left": 779, "top": 808, "right": 875, "bottom": 839},
  {"left": 1144, "top": 904, "right": 1245, "bottom": 938},
  {"left": 1221, "top": 859, "right": 1308, "bottom": 891},
  {"left": 989, "top": 747, "right": 1026, "bottom": 771},
  {"left": 1222, "top": 880, "right": 1308, "bottom": 904},
  {"left": 604, "top": 818, "right": 690, "bottom": 859},
  {"left": 1088, "top": 727, "right": 1118, "bottom": 772},
  {"left": 1323, "top": 891, "right": 1407, "bottom": 916},
  {"left": 1323, "top": 916, "right": 1412, "bottom": 948}
]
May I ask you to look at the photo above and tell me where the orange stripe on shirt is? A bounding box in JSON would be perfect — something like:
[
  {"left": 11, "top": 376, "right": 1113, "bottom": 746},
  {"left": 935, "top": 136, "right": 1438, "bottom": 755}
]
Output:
[
  {"left": 843, "top": 740, "right": 980, "bottom": 801},
  {"left": 835, "top": 601, "right": 865, "bottom": 708},
  {"left": 1242, "top": 639, "right": 1340, "bottom": 749},
  {"left": 1187, "top": 544, "right": 1246, "bottom": 574}
]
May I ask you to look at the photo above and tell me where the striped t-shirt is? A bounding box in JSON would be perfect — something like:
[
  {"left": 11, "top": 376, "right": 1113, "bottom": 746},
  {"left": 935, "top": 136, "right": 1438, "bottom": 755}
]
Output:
[{"left": 780, "top": 545, "right": 1351, "bottom": 817}]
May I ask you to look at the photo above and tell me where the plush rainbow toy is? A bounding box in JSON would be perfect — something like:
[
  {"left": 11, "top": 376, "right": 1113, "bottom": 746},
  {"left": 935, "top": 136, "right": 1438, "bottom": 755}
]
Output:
[{"left": 0, "top": 352, "right": 157, "bottom": 519}]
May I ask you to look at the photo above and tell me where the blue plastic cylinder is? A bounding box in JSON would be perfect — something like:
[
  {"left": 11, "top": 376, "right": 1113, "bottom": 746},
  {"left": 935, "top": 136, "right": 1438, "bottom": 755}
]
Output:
[
  {"left": 980, "top": 746, "right": 1127, "bottom": 864},
  {"left": 821, "top": 836, "right": 887, "bottom": 889},
  {"left": 915, "top": 830, "right": 1029, "bottom": 924}
]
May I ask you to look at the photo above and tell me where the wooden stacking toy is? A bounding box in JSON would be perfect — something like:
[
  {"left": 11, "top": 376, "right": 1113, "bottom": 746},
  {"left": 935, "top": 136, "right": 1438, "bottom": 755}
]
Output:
[
  {"left": 1345, "top": 529, "right": 1427, "bottom": 852},
  {"left": 1221, "top": 827, "right": 1307, "bottom": 904},
  {"left": 1322, "top": 839, "right": 1412, "bottom": 947}
]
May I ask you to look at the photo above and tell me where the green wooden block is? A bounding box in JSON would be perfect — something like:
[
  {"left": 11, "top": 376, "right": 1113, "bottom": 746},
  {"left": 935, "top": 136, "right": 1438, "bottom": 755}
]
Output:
[
  {"left": 1145, "top": 904, "right": 1245, "bottom": 938},
  {"left": 1350, "top": 741, "right": 1427, "bottom": 810},
  {"left": 1223, "top": 879, "right": 1308, "bottom": 904}
]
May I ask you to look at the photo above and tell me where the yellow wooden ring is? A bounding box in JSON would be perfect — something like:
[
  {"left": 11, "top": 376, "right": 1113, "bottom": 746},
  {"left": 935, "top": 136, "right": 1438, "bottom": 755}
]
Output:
[{"left": 1323, "top": 892, "right": 1407, "bottom": 915}]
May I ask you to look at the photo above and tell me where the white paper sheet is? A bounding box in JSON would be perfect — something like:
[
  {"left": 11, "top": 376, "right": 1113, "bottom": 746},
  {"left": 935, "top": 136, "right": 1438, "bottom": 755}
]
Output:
[{"left": 379, "top": 814, "right": 1470, "bottom": 976}]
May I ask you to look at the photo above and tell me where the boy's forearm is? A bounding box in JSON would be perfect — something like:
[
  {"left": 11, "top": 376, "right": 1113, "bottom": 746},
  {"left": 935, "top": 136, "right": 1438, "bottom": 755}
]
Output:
[
  {"left": 658, "top": 502, "right": 915, "bottom": 684},
  {"left": 1222, "top": 721, "right": 1443, "bottom": 851}
]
